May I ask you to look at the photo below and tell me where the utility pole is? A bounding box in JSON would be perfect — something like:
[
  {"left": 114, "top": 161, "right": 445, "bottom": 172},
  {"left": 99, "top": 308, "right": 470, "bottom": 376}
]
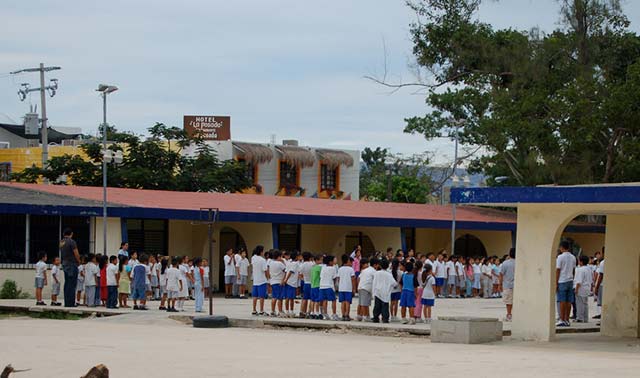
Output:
[{"left": 11, "top": 63, "right": 61, "bottom": 175}]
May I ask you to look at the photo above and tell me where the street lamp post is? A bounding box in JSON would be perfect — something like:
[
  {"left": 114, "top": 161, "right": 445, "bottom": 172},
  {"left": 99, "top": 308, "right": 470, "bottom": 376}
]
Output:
[
  {"left": 450, "top": 120, "right": 462, "bottom": 255},
  {"left": 96, "top": 84, "right": 119, "bottom": 255}
]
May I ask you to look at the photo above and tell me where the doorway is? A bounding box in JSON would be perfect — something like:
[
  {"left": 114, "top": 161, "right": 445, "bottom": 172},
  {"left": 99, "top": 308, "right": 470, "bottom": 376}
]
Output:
[{"left": 217, "top": 227, "right": 246, "bottom": 292}]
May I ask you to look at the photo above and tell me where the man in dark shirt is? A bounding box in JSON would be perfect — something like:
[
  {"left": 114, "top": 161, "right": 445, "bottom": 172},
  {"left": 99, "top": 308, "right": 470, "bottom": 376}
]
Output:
[{"left": 60, "top": 228, "right": 81, "bottom": 307}]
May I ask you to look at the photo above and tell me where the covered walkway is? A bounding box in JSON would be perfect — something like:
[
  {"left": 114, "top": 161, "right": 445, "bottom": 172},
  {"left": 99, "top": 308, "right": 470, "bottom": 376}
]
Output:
[{"left": 452, "top": 185, "right": 640, "bottom": 341}]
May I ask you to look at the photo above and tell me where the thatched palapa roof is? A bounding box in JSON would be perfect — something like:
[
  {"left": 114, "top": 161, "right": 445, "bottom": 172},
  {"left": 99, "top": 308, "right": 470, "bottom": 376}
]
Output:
[
  {"left": 233, "top": 142, "right": 274, "bottom": 165},
  {"left": 275, "top": 145, "right": 316, "bottom": 168},
  {"left": 316, "top": 149, "right": 355, "bottom": 168}
]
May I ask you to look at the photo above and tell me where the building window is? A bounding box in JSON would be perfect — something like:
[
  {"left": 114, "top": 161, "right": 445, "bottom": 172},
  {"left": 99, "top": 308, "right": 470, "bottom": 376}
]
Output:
[
  {"left": 238, "top": 158, "right": 257, "bottom": 185},
  {"left": 126, "top": 219, "right": 168, "bottom": 256},
  {"left": 0, "top": 214, "right": 26, "bottom": 263},
  {"left": 279, "top": 161, "right": 298, "bottom": 188},
  {"left": 29, "top": 215, "right": 90, "bottom": 264},
  {"left": 320, "top": 164, "right": 338, "bottom": 191}
]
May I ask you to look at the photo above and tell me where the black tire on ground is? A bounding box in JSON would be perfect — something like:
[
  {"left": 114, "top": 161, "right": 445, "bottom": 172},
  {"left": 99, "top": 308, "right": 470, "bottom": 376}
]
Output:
[{"left": 192, "top": 315, "right": 230, "bottom": 328}]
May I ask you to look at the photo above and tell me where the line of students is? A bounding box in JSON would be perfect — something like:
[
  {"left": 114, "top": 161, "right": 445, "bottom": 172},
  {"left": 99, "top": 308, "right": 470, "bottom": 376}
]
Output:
[
  {"left": 248, "top": 245, "right": 439, "bottom": 324},
  {"left": 37, "top": 252, "right": 211, "bottom": 313}
]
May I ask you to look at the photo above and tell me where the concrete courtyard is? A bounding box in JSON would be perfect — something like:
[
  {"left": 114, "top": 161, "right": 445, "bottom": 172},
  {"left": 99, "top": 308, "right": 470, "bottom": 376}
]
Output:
[
  {"left": 1, "top": 316, "right": 639, "bottom": 377},
  {"left": 2, "top": 297, "right": 637, "bottom": 377}
]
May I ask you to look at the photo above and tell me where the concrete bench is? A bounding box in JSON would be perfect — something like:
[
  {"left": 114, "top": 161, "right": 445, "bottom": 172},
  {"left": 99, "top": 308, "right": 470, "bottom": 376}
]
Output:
[{"left": 431, "top": 316, "right": 503, "bottom": 344}]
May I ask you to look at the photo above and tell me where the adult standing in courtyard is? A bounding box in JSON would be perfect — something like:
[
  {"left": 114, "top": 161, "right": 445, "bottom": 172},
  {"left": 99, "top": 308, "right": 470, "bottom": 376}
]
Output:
[
  {"left": 500, "top": 248, "right": 516, "bottom": 321},
  {"left": 60, "top": 227, "right": 81, "bottom": 307},
  {"left": 118, "top": 242, "right": 129, "bottom": 258},
  {"left": 555, "top": 241, "right": 576, "bottom": 327}
]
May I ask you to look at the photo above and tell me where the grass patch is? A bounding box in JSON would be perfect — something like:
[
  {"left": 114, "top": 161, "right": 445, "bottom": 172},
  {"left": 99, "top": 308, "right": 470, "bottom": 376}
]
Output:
[{"left": 0, "top": 309, "right": 83, "bottom": 320}]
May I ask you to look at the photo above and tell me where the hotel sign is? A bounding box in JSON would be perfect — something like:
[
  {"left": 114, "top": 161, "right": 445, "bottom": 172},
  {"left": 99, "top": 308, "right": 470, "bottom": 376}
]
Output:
[{"left": 183, "top": 115, "right": 231, "bottom": 141}]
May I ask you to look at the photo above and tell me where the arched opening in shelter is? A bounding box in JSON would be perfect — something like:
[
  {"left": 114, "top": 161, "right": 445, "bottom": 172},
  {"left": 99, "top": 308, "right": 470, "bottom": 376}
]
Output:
[
  {"left": 454, "top": 234, "right": 487, "bottom": 258},
  {"left": 217, "top": 227, "right": 247, "bottom": 292}
]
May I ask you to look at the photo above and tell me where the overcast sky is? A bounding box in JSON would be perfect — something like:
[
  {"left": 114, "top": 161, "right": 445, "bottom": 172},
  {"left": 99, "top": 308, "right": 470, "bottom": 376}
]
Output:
[{"left": 1, "top": 0, "right": 639, "bottom": 164}]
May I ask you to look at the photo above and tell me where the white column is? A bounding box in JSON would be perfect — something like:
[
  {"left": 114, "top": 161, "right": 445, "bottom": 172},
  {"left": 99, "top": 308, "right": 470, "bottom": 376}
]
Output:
[
  {"left": 511, "top": 204, "right": 571, "bottom": 341},
  {"left": 601, "top": 214, "right": 640, "bottom": 338}
]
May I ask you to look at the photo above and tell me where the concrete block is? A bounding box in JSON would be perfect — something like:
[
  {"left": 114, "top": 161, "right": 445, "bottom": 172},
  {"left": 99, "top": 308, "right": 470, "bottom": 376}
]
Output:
[{"left": 431, "top": 316, "right": 503, "bottom": 344}]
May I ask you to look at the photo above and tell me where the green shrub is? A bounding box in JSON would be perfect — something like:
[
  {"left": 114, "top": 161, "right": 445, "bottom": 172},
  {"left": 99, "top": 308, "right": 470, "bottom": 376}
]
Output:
[{"left": 0, "top": 279, "right": 30, "bottom": 299}]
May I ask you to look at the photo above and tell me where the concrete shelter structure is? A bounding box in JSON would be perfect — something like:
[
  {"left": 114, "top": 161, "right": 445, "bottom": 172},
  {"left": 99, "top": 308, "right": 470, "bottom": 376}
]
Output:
[{"left": 452, "top": 185, "right": 640, "bottom": 342}]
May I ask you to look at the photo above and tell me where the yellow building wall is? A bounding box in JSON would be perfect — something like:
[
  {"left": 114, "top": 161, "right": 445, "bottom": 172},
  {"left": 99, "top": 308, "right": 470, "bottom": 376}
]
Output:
[
  {"left": 94, "top": 217, "right": 122, "bottom": 255},
  {"left": 167, "top": 220, "right": 273, "bottom": 291},
  {"left": 0, "top": 146, "right": 87, "bottom": 173},
  {"left": 602, "top": 214, "right": 640, "bottom": 338},
  {"left": 301, "top": 224, "right": 402, "bottom": 255},
  {"left": 562, "top": 232, "right": 605, "bottom": 255},
  {"left": 415, "top": 228, "right": 512, "bottom": 256},
  {"left": 1, "top": 268, "right": 65, "bottom": 298}
]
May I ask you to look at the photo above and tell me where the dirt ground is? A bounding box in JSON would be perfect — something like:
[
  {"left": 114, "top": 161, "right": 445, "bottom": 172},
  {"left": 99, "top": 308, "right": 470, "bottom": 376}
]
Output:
[{"left": 1, "top": 316, "right": 639, "bottom": 377}]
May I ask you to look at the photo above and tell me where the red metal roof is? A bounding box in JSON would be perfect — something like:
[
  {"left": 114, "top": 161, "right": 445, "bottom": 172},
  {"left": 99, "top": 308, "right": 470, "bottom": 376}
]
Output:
[{"left": 0, "top": 182, "right": 516, "bottom": 225}]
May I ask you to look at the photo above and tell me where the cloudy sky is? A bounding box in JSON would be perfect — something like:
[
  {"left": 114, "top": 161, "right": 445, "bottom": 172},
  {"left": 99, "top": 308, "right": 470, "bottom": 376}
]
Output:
[{"left": 1, "top": 0, "right": 639, "bottom": 164}]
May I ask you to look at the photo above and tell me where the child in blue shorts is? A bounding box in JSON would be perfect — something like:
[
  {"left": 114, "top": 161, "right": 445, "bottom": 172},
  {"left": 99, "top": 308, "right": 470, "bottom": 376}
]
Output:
[
  {"left": 131, "top": 254, "right": 149, "bottom": 310},
  {"left": 400, "top": 261, "right": 416, "bottom": 325},
  {"left": 309, "top": 255, "right": 322, "bottom": 319},
  {"left": 319, "top": 255, "right": 338, "bottom": 321},
  {"left": 421, "top": 264, "right": 436, "bottom": 323},
  {"left": 337, "top": 255, "right": 356, "bottom": 321},
  {"left": 283, "top": 251, "right": 301, "bottom": 317},
  {"left": 268, "top": 250, "right": 286, "bottom": 317},
  {"left": 299, "top": 252, "right": 314, "bottom": 318}
]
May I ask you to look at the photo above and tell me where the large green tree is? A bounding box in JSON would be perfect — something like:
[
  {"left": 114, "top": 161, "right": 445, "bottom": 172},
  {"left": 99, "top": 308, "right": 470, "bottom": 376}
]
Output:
[
  {"left": 393, "top": 0, "right": 640, "bottom": 185},
  {"left": 360, "top": 147, "right": 434, "bottom": 203},
  {"left": 12, "top": 123, "right": 251, "bottom": 193}
]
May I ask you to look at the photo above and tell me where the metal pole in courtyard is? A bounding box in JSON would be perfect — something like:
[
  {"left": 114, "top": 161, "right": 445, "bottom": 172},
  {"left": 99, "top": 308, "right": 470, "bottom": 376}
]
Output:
[
  {"left": 451, "top": 121, "right": 460, "bottom": 254},
  {"left": 208, "top": 220, "right": 214, "bottom": 315},
  {"left": 102, "top": 93, "right": 107, "bottom": 255},
  {"left": 97, "top": 84, "right": 118, "bottom": 255}
]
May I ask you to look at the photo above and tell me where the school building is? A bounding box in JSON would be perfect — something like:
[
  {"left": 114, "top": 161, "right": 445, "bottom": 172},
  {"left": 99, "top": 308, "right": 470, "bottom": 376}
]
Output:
[
  {"left": 452, "top": 184, "right": 640, "bottom": 341},
  {"left": 0, "top": 182, "right": 603, "bottom": 297}
]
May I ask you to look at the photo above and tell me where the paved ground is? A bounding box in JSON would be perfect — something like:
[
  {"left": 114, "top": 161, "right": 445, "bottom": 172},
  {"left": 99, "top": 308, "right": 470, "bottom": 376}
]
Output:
[
  {"left": 1, "top": 315, "right": 639, "bottom": 377},
  {"left": 0, "top": 295, "right": 603, "bottom": 332}
]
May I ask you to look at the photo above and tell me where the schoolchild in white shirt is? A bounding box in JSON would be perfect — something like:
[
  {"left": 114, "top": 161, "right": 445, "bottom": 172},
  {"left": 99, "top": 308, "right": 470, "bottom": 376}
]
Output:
[
  {"left": 50, "top": 257, "right": 62, "bottom": 306},
  {"left": 574, "top": 255, "right": 593, "bottom": 323},
  {"left": 282, "top": 251, "right": 301, "bottom": 317},
  {"left": 445, "top": 255, "right": 457, "bottom": 298},
  {"left": 238, "top": 249, "right": 250, "bottom": 299},
  {"left": 34, "top": 252, "right": 48, "bottom": 306},
  {"left": 84, "top": 254, "right": 99, "bottom": 308},
  {"left": 298, "top": 252, "right": 314, "bottom": 318},
  {"left": 106, "top": 255, "right": 119, "bottom": 309},
  {"left": 390, "top": 260, "right": 403, "bottom": 321},
  {"left": 251, "top": 245, "right": 269, "bottom": 315},
  {"left": 371, "top": 259, "right": 397, "bottom": 323},
  {"left": 76, "top": 255, "right": 86, "bottom": 306},
  {"left": 421, "top": 264, "right": 436, "bottom": 322},
  {"left": 337, "top": 255, "right": 356, "bottom": 321},
  {"left": 455, "top": 257, "right": 466, "bottom": 298},
  {"left": 319, "top": 255, "right": 339, "bottom": 321},
  {"left": 165, "top": 257, "right": 182, "bottom": 312},
  {"left": 159, "top": 257, "right": 169, "bottom": 310},
  {"left": 268, "top": 250, "right": 286, "bottom": 316},
  {"left": 357, "top": 258, "right": 376, "bottom": 321}
]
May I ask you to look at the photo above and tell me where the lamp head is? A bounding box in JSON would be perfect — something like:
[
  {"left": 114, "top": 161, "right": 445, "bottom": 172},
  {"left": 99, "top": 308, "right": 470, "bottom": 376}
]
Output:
[{"left": 96, "top": 84, "right": 118, "bottom": 94}]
